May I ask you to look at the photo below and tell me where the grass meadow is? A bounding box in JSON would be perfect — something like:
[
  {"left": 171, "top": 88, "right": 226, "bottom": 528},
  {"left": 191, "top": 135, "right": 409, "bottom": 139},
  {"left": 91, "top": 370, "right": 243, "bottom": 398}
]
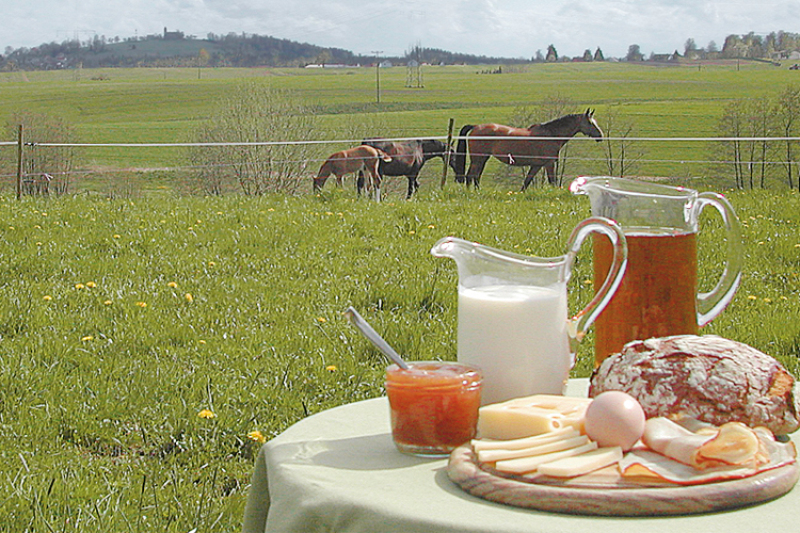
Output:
[{"left": 0, "top": 61, "right": 799, "bottom": 531}]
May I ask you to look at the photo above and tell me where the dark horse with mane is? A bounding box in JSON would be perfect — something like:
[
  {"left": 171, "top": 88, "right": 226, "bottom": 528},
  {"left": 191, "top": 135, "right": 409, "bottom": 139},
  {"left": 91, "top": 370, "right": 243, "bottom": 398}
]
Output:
[
  {"left": 453, "top": 109, "right": 603, "bottom": 190},
  {"left": 360, "top": 139, "right": 457, "bottom": 198}
]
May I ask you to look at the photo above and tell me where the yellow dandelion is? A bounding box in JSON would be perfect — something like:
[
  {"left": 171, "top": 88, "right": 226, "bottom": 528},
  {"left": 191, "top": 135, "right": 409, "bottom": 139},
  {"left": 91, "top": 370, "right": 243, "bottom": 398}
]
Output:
[
  {"left": 136, "top": 301, "right": 147, "bottom": 308},
  {"left": 747, "top": 295, "right": 758, "bottom": 300},
  {"left": 317, "top": 317, "right": 327, "bottom": 323},
  {"left": 199, "top": 339, "right": 207, "bottom": 345},
  {"left": 43, "top": 295, "right": 52, "bottom": 301},
  {"left": 427, "top": 224, "right": 435, "bottom": 229},
  {"left": 75, "top": 283, "right": 85, "bottom": 290},
  {"left": 35, "top": 242, "right": 43, "bottom": 246},
  {"left": 103, "top": 300, "right": 112, "bottom": 306},
  {"left": 247, "top": 430, "right": 267, "bottom": 444},
  {"left": 764, "top": 298, "right": 772, "bottom": 303},
  {"left": 113, "top": 234, "right": 121, "bottom": 239},
  {"left": 86, "top": 281, "right": 96, "bottom": 288},
  {"left": 268, "top": 208, "right": 275, "bottom": 212},
  {"left": 81, "top": 335, "right": 94, "bottom": 342},
  {"left": 583, "top": 279, "right": 593, "bottom": 285},
  {"left": 208, "top": 261, "right": 216, "bottom": 267},
  {"left": 326, "top": 365, "right": 337, "bottom": 372},
  {"left": 197, "top": 409, "right": 216, "bottom": 419},
  {"left": 185, "top": 293, "right": 194, "bottom": 303},
  {"left": 408, "top": 230, "right": 416, "bottom": 235},
  {"left": 795, "top": 244, "right": 800, "bottom": 248},
  {"left": 168, "top": 281, "right": 178, "bottom": 288}
]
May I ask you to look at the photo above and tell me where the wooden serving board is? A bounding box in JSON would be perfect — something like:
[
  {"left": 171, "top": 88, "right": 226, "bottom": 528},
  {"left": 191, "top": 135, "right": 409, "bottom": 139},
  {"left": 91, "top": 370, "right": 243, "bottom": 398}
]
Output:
[{"left": 447, "top": 444, "right": 800, "bottom": 516}]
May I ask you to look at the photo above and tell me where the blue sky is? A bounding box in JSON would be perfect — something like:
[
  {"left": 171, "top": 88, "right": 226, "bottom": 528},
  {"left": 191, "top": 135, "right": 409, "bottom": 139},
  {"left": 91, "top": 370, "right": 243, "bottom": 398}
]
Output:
[{"left": 5, "top": 1, "right": 797, "bottom": 58}]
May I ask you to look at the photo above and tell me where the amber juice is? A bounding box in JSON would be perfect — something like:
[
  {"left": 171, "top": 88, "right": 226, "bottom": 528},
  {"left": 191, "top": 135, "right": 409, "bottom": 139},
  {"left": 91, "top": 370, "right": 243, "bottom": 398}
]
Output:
[{"left": 593, "top": 230, "right": 699, "bottom": 366}]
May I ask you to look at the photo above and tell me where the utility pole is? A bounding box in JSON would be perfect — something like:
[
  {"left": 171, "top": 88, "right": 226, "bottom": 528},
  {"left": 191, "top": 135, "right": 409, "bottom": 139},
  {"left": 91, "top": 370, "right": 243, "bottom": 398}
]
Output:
[{"left": 371, "top": 50, "right": 383, "bottom": 104}]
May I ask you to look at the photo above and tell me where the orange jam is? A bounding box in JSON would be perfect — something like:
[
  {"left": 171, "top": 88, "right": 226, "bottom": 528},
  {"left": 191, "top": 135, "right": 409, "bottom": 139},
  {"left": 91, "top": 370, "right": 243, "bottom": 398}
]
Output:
[{"left": 385, "top": 361, "right": 482, "bottom": 456}]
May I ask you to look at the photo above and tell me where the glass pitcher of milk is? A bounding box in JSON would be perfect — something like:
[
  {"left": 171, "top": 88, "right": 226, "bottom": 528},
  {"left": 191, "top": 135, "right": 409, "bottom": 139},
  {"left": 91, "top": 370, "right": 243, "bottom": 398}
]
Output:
[{"left": 431, "top": 217, "right": 627, "bottom": 405}]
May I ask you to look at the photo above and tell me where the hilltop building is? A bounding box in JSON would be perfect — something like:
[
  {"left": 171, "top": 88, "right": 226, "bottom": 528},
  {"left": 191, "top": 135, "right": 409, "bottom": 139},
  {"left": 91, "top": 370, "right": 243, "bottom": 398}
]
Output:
[{"left": 163, "top": 27, "right": 184, "bottom": 40}]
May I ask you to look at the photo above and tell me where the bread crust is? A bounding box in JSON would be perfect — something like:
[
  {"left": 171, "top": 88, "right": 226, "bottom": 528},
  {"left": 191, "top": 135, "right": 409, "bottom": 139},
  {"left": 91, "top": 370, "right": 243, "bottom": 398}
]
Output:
[{"left": 589, "top": 335, "right": 800, "bottom": 435}]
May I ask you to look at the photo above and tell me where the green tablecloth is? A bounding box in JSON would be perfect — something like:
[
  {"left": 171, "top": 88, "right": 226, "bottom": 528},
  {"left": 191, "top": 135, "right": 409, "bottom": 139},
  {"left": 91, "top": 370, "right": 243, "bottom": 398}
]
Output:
[{"left": 242, "top": 379, "right": 800, "bottom": 533}]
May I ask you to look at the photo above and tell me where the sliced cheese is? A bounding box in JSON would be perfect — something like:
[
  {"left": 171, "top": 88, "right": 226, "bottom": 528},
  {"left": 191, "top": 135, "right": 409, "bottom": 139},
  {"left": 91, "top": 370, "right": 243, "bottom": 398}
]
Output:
[
  {"left": 477, "top": 435, "right": 589, "bottom": 463},
  {"left": 471, "top": 427, "right": 579, "bottom": 452},
  {"left": 478, "top": 394, "right": 591, "bottom": 440},
  {"left": 537, "top": 446, "right": 623, "bottom": 478},
  {"left": 495, "top": 441, "right": 598, "bottom": 475}
]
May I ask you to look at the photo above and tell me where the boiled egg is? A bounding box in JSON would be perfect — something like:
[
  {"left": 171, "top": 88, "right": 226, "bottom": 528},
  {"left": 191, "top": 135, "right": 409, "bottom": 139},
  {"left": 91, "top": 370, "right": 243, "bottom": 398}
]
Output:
[{"left": 584, "top": 391, "right": 646, "bottom": 451}]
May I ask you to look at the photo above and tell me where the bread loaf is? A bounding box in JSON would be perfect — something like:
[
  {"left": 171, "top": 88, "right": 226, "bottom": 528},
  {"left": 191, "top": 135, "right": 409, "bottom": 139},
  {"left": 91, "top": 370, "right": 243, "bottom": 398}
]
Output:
[{"left": 590, "top": 335, "right": 800, "bottom": 435}]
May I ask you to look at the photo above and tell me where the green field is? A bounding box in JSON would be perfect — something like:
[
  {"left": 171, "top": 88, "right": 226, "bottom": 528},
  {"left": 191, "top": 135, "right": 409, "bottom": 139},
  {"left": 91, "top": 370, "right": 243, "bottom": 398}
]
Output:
[
  {"left": 1, "top": 63, "right": 800, "bottom": 532},
  {"left": 1, "top": 60, "right": 799, "bottom": 193}
]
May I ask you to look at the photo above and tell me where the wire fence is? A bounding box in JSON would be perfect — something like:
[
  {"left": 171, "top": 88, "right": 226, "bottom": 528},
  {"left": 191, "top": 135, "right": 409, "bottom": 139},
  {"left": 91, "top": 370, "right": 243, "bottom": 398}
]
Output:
[{"left": 5, "top": 134, "right": 800, "bottom": 195}]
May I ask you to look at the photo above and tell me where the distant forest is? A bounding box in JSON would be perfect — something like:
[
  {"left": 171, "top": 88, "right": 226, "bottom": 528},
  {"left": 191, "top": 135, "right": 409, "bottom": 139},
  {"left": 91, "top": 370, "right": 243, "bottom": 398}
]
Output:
[{"left": 2, "top": 29, "right": 800, "bottom": 71}]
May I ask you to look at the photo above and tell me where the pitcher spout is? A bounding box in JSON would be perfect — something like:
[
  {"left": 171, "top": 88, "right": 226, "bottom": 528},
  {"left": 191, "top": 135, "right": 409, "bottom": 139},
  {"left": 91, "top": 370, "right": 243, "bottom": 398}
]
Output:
[{"left": 430, "top": 236, "right": 474, "bottom": 262}]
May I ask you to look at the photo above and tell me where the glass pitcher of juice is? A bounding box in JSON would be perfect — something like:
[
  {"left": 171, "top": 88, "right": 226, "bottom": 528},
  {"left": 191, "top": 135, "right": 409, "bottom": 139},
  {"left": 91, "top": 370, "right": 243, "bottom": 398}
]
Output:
[
  {"left": 431, "top": 217, "right": 627, "bottom": 405},
  {"left": 570, "top": 176, "right": 743, "bottom": 366}
]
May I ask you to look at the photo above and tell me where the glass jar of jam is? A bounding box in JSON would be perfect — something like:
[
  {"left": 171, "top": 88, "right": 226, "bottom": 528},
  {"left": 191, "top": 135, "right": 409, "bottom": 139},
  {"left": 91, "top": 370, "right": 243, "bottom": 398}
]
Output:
[{"left": 385, "top": 361, "right": 482, "bottom": 457}]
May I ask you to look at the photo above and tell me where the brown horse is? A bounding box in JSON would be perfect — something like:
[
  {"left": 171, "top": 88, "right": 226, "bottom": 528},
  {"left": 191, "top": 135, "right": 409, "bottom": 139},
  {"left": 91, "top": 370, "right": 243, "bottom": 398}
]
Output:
[
  {"left": 453, "top": 109, "right": 603, "bottom": 189},
  {"left": 313, "top": 145, "right": 392, "bottom": 201},
  {"left": 360, "top": 139, "right": 457, "bottom": 198}
]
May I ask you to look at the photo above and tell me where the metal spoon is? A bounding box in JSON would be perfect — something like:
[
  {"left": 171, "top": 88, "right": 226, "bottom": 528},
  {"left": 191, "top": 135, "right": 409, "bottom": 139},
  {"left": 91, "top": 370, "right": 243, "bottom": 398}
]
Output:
[{"left": 342, "top": 306, "right": 409, "bottom": 370}]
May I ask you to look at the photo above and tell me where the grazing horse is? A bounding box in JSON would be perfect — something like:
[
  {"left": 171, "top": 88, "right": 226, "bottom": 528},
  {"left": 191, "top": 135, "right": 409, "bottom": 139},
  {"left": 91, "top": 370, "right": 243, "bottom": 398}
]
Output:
[
  {"left": 313, "top": 145, "right": 392, "bottom": 201},
  {"left": 453, "top": 109, "right": 603, "bottom": 189},
  {"left": 360, "top": 139, "right": 457, "bottom": 198}
]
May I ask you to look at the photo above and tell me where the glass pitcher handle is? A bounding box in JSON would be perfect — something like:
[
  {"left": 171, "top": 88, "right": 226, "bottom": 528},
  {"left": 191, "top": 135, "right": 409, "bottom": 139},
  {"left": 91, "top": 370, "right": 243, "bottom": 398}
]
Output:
[
  {"left": 694, "top": 192, "right": 744, "bottom": 326},
  {"left": 565, "top": 217, "right": 628, "bottom": 344}
]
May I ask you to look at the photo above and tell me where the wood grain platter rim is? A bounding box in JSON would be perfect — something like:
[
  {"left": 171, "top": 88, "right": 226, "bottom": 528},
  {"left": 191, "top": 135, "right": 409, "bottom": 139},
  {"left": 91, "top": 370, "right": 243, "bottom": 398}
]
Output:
[{"left": 447, "top": 444, "right": 800, "bottom": 516}]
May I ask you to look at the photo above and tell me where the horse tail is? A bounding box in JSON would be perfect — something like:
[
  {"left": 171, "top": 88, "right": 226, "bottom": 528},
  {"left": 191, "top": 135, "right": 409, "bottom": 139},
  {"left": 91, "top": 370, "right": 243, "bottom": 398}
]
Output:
[{"left": 454, "top": 125, "right": 474, "bottom": 182}]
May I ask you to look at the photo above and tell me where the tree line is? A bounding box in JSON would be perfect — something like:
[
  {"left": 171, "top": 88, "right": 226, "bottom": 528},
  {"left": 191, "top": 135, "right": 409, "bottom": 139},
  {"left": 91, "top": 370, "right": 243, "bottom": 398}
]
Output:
[
  {"left": 0, "top": 32, "right": 529, "bottom": 71},
  {"left": 4, "top": 30, "right": 799, "bottom": 71}
]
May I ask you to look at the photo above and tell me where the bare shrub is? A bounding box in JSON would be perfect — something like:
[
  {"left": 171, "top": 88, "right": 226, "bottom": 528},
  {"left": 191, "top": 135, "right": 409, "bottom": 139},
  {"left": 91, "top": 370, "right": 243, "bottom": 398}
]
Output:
[
  {"left": 600, "top": 105, "right": 643, "bottom": 178},
  {"left": 187, "top": 83, "right": 319, "bottom": 195},
  {"left": 6, "top": 111, "right": 77, "bottom": 195}
]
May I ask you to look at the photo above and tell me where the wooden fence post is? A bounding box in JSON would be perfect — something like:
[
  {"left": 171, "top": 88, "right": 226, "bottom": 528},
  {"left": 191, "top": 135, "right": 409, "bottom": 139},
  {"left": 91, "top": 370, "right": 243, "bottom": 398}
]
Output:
[
  {"left": 16, "top": 124, "right": 23, "bottom": 200},
  {"left": 441, "top": 118, "right": 455, "bottom": 188}
]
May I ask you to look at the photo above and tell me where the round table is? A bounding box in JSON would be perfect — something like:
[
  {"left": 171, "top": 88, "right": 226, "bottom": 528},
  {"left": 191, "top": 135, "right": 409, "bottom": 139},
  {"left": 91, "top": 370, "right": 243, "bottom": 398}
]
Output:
[{"left": 241, "top": 379, "right": 800, "bottom": 533}]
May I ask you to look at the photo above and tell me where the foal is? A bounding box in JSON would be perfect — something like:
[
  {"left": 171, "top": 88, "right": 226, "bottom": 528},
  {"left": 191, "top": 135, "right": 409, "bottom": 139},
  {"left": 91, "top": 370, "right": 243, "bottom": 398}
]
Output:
[{"left": 313, "top": 145, "right": 391, "bottom": 201}]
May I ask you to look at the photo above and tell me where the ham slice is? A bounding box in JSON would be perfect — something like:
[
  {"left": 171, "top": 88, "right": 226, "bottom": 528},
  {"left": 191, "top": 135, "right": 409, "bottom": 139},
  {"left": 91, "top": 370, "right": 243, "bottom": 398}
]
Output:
[
  {"left": 643, "top": 417, "right": 761, "bottom": 469},
  {"left": 622, "top": 417, "right": 796, "bottom": 485}
]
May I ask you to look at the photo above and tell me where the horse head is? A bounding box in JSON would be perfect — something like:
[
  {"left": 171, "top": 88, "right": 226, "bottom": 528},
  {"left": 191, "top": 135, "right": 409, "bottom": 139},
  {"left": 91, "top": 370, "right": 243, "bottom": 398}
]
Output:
[{"left": 581, "top": 108, "right": 603, "bottom": 141}]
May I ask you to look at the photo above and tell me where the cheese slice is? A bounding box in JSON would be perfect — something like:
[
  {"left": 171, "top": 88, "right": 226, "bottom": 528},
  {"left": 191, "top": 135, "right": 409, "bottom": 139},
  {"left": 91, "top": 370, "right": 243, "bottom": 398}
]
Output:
[
  {"left": 537, "top": 446, "right": 623, "bottom": 478},
  {"left": 477, "top": 435, "right": 589, "bottom": 463},
  {"left": 478, "top": 394, "right": 591, "bottom": 440},
  {"left": 472, "top": 427, "right": 580, "bottom": 452},
  {"left": 495, "top": 441, "right": 598, "bottom": 474}
]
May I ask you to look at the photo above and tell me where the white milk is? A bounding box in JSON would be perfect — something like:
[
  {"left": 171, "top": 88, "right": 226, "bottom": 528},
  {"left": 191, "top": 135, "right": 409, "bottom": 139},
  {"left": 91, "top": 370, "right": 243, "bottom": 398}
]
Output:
[{"left": 457, "top": 284, "right": 571, "bottom": 405}]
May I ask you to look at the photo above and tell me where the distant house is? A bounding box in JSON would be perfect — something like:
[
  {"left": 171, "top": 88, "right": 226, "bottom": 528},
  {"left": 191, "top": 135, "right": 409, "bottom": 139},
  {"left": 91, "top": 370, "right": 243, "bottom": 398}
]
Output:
[
  {"left": 163, "top": 27, "right": 184, "bottom": 40},
  {"left": 650, "top": 52, "right": 680, "bottom": 62}
]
